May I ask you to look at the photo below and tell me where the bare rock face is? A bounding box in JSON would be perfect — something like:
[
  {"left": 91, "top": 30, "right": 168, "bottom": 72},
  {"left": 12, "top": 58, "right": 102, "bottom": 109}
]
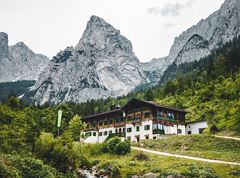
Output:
[
  {"left": 142, "top": 0, "right": 240, "bottom": 82},
  {"left": 0, "top": 32, "right": 49, "bottom": 83},
  {"left": 33, "top": 15, "right": 148, "bottom": 105}
]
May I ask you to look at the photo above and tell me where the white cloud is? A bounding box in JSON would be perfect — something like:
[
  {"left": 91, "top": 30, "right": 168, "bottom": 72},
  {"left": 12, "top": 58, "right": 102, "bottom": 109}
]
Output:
[{"left": 147, "top": 0, "right": 195, "bottom": 16}]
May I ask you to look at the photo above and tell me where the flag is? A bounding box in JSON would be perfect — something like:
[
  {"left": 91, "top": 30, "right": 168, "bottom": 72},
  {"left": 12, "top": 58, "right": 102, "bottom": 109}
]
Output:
[{"left": 57, "top": 110, "right": 62, "bottom": 128}]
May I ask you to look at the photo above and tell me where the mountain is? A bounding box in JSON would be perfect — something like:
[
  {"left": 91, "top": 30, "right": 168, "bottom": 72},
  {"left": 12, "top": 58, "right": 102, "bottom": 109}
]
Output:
[
  {"left": 141, "top": 57, "right": 169, "bottom": 86},
  {"left": 0, "top": 32, "right": 49, "bottom": 83},
  {"left": 32, "top": 16, "right": 148, "bottom": 105},
  {"left": 143, "top": 0, "right": 240, "bottom": 81}
]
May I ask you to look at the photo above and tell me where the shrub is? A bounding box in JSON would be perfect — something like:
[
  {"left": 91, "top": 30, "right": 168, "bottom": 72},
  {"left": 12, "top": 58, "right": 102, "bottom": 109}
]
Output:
[
  {"left": 133, "top": 152, "right": 149, "bottom": 161},
  {"left": 104, "top": 137, "right": 131, "bottom": 155},
  {"left": 115, "top": 141, "right": 130, "bottom": 155},
  {"left": 107, "top": 137, "right": 121, "bottom": 153}
]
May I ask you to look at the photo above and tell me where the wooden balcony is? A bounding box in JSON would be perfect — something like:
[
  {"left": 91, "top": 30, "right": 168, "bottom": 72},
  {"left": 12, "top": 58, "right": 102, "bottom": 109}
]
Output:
[
  {"left": 153, "top": 116, "right": 177, "bottom": 123},
  {"left": 114, "top": 122, "right": 125, "bottom": 127},
  {"left": 153, "top": 129, "right": 165, "bottom": 134}
]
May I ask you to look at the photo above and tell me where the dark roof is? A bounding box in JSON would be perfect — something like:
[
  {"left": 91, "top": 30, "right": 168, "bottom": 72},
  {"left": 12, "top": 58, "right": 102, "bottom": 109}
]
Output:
[
  {"left": 122, "top": 98, "right": 188, "bottom": 113},
  {"left": 83, "top": 98, "right": 188, "bottom": 121},
  {"left": 83, "top": 108, "right": 122, "bottom": 120}
]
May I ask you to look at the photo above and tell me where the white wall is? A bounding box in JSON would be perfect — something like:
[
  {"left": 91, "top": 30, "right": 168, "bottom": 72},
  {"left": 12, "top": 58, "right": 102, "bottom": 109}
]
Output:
[
  {"left": 126, "top": 120, "right": 153, "bottom": 142},
  {"left": 84, "top": 122, "right": 187, "bottom": 143},
  {"left": 186, "top": 121, "right": 208, "bottom": 134}
]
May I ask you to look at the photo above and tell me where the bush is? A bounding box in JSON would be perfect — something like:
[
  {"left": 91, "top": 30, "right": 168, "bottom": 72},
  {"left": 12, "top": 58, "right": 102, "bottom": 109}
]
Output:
[
  {"left": 0, "top": 154, "right": 63, "bottom": 178},
  {"left": 115, "top": 141, "right": 130, "bottom": 155},
  {"left": 0, "top": 160, "right": 21, "bottom": 178},
  {"left": 107, "top": 137, "right": 121, "bottom": 153},
  {"left": 133, "top": 152, "right": 149, "bottom": 161},
  {"left": 104, "top": 137, "right": 130, "bottom": 155}
]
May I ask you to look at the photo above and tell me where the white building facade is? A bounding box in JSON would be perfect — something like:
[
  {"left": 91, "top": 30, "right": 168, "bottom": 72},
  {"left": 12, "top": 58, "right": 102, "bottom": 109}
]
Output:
[
  {"left": 185, "top": 121, "right": 208, "bottom": 135},
  {"left": 83, "top": 98, "right": 189, "bottom": 143}
]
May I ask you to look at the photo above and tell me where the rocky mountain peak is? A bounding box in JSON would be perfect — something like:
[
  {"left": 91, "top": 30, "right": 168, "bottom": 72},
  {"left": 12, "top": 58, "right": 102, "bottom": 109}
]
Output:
[
  {"left": 76, "top": 15, "right": 134, "bottom": 59},
  {"left": 32, "top": 16, "right": 147, "bottom": 105},
  {"left": 142, "top": 0, "right": 240, "bottom": 84},
  {"left": 0, "top": 32, "right": 49, "bottom": 83},
  {"left": 0, "top": 32, "right": 9, "bottom": 60}
]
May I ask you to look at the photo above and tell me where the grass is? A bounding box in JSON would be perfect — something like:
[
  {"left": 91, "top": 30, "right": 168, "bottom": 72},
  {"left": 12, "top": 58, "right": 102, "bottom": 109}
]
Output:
[
  {"left": 87, "top": 150, "right": 240, "bottom": 178},
  {"left": 133, "top": 134, "right": 240, "bottom": 162}
]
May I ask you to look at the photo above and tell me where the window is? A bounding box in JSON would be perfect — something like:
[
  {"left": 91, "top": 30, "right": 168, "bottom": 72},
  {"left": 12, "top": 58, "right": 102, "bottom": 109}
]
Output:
[
  {"left": 104, "top": 131, "right": 108, "bottom": 136},
  {"left": 136, "top": 126, "right": 140, "bottom": 132},
  {"left": 115, "top": 129, "right": 118, "bottom": 133},
  {"left": 99, "top": 122, "right": 103, "bottom": 126},
  {"left": 85, "top": 132, "right": 92, "bottom": 137},
  {"left": 145, "top": 135, "right": 149, "bottom": 139},
  {"left": 188, "top": 131, "right": 192, "bottom": 135},
  {"left": 144, "top": 125, "right": 150, "bottom": 130},
  {"left": 199, "top": 128, "right": 205, "bottom": 134},
  {"left": 123, "top": 128, "right": 126, "bottom": 133},
  {"left": 153, "top": 136, "right": 156, "bottom": 139},
  {"left": 104, "top": 121, "right": 108, "bottom": 125},
  {"left": 127, "top": 128, "right": 132, "bottom": 133},
  {"left": 99, "top": 132, "right": 102, "bottom": 136},
  {"left": 93, "top": 132, "right": 96, "bottom": 136},
  {"left": 119, "top": 128, "right": 122, "bottom": 133},
  {"left": 109, "top": 130, "right": 112, "bottom": 135},
  {"left": 178, "top": 129, "right": 182, "bottom": 134}
]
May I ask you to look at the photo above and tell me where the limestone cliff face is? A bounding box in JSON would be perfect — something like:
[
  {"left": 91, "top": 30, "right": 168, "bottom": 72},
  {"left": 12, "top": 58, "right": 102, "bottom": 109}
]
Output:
[
  {"left": 142, "top": 0, "right": 240, "bottom": 83},
  {"left": 0, "top": 32, "right": 49, "bottom": 83},
  {"left": 33, "top": 16, "right": 147, "bottom": 105}
]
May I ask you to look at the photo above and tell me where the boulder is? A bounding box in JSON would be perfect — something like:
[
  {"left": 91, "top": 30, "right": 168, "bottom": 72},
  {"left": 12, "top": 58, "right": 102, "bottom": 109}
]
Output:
[{"left": 144, "top": 173, "right": 157, "bottom": 178}]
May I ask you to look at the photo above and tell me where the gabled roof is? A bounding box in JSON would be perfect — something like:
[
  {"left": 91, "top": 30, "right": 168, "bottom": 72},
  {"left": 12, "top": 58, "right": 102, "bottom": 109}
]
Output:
[
  {"left": 83, "top": 108, "right": 122, "bottom": 120},
  {"left": 83, "top": 98, "right": 188, "bottom": 121},
  {"left": 122, "top": 98, "right": 188, "bottom": 113}
]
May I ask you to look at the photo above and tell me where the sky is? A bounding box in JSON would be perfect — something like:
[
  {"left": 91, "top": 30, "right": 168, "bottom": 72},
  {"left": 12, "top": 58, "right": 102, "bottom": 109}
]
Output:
[{"left": 0, "top": 0, "right": 225, "bottom": 62}]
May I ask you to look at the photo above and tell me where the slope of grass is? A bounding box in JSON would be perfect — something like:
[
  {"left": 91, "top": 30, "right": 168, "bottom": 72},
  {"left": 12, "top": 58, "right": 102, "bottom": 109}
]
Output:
[
  {"left": 133, "top": 134, "right": 240, "bottom": 162},
  {"left": 88, "top": 150, "right": 240, "bottom": 178}
]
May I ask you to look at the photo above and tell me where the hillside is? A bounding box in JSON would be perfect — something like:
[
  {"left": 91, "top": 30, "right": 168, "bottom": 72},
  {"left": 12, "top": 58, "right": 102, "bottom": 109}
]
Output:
[{"left": 133, "top": 135, "right": 240, "bottom": 162}]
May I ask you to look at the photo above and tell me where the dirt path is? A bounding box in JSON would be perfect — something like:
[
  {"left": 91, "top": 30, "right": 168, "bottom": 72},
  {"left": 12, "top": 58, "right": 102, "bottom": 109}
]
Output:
[
  {"left": 131, "top": 147, "right": 240, "bottom": 166},
  {"left": 214, "top": 135, "right": 240, "bottom": 141}
]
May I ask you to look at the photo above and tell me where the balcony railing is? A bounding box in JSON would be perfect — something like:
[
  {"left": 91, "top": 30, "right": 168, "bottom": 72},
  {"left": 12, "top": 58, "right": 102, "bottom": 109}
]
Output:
[
  {"left": 131, "top": 118, "right": 141, "bottom": 123},
  {"left": 153, "top": 129, "right": 165, "bottom": 134},
  {"left": 153, "top": 116, "right": 177, "bottom": 123},
  {"left": 109, "top": 133, "right": 126, "bottom": 138},
  {"left": 114, "top": 122, "right": 125, "bottom": 127}
]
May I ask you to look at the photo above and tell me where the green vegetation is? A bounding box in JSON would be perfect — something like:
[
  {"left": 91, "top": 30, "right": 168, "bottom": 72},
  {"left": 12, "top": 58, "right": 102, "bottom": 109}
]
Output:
[
  {"left": 86, "top": 150, "right": 240, "bottom": 178},
  {"left": 133, "top": 134, "right": 240, "bottom": 162},
  {"left": 103, "top": 137, "right": 131, "bottom": 155}
]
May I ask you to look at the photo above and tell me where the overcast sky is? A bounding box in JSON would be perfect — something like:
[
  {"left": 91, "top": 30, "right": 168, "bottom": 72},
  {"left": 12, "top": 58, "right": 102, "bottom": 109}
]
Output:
[{"left": 0, "top": 0, "right": 225, "bottom": 62}]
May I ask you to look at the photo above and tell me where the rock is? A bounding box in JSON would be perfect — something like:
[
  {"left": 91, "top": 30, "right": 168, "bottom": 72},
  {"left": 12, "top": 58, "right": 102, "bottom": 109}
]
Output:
[
  {"left": 131, "top": 175, "right": 139, "bottom": 178},
  {"left": 92, "top": 165, "right": 98, "bottom": 172},
  {"left": 106, "top": 164, "right": 113, "bottom": 171},
  {"left": 144, "top": 173, "right": 157, "bottom": 178},
  {"left": 166, "top": 175, "right": 185, "bottom": 178},
  {"left": 97, "top": 169, "right": 106, "bottom": 176}
]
